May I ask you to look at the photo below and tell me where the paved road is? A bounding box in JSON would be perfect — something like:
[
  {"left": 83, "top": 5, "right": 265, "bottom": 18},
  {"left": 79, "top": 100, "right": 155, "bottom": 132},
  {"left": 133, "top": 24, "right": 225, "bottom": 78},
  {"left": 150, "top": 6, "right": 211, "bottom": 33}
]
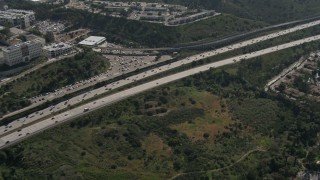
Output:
[
  {"left": 265, "top": 55, "right": 307, "bottom": 92},
  {"left": 2, "top": 18, "right": 320, "bottom": 120},
  {"left": 1, "top": 34, "right": 320, "bottom": 149},
  {"left": 0, "top": 55, "right": 172, "bottom": 120}
]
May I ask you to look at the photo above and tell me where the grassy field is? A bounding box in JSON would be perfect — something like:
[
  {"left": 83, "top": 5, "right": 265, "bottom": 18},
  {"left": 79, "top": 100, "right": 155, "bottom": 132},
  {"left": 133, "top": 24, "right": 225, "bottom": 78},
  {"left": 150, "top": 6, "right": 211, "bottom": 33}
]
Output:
[
  {"left": 2, "top": 1, "right": 320, "bottom": 177},
  {"left": 0, "top": 84, "right": 257, "bottom": 179},
  {"left": 2, "top": 42, "right": 320, "bottom": 178},
  {"left": 170, "top": 91, "right": 233, "bottom": 142}
]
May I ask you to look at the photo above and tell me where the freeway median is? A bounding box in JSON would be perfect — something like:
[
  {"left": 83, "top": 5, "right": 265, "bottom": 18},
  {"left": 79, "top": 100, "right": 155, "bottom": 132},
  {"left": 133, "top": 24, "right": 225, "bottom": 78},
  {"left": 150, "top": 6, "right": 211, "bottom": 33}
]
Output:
[{"left": 1, "top": 34, "right": 320, "bottom": 149}]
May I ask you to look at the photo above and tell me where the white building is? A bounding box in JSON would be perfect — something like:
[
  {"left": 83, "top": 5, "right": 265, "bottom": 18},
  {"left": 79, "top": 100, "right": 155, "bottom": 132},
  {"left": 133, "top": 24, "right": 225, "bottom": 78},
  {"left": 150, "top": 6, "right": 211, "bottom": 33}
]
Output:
[
  {"left": 43, "top": 42, "right": 73, "bottom": 59},
  {"left": 2, "top": 40, "right": 42, "bottom": 66},
  {"left": 78, "top": 36, "right": 106, "bottom": 46},
  {"left": 0, "top": 9, "right": 35, "bottom": 28}
]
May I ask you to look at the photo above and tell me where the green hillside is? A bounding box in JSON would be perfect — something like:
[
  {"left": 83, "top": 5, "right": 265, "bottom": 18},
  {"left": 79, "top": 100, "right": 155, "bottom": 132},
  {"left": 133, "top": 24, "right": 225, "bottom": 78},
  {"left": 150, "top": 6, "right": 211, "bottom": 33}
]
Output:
[
  {"left": 107, "top": 0, "right": 320, "bottom": 23},
  {"left": 8, "top": 0, "right": 320, "bottom": 47},
  {"left": 1, "top": 36, "right": 320, "bottom": 180},
  {"left": 217, "top": 0, "right": 320, "bottom": 23}
]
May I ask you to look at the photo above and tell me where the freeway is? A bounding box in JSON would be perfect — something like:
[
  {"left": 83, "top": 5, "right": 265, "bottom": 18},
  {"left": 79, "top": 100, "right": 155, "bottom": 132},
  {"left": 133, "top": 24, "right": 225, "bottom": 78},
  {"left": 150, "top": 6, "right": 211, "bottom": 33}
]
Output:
[
  {"left": 2, "top": 17, "right": 320, "bottom": 121},
  {"left": 0, "top": 55, "right": 173, "bottom": 120},
  {"left": 1, "top": 34, "right": 320, "bottom": 149},
  {"left": 101, "top": 15, "right": 320, "bottom": 52}
]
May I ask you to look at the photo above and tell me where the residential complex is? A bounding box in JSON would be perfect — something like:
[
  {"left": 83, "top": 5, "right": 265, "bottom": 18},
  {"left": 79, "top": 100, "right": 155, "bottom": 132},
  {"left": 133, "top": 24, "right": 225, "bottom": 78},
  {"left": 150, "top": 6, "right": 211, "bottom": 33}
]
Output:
[
  {"left": 0, "top": 9, "right": 35, "bottom": 28},
  {"left": 69, "top": 1, "right": 219, "bottom": 26},
  {"left": 43, "top": 42, "right": 73, "bottom": 58},
  {"left": 2, "top": 40, "right": 42, "bottom": 66}
]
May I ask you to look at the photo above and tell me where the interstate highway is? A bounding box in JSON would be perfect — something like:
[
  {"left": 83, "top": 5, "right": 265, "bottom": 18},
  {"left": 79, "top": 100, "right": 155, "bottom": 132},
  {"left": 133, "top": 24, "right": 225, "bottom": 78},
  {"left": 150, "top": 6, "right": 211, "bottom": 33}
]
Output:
[
  {"left": 2, "top": 18, "right": 320, "bottom": 121},
  {"left": 1, "top": 34, "right": 320, "bottom": 149},
  {"left": 101, "top": 16, "right": 320, "bottom": 51}
]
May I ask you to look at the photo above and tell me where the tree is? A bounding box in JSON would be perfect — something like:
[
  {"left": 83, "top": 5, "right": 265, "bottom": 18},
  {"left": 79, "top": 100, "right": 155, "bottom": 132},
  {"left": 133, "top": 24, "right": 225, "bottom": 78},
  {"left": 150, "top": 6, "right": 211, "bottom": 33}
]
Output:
[
  {"left": 45, "top": 32, "right": 55, "bottom": 43},
  {"left": 203, "top": 133, "right": 210, "bottom": 139},
  {"left": 17, "top": 35, "right": 27, "bottom": 42},
  {"left": 28, "top": 28, "right": 42, "bottom": 36},
  {"left": 293, "top": 77, "right": 309, "bottom": 93},
  {"left": 0, "top": 28, "right": 10, "bottom": 36},
  {"left": 277, "top": 82, "right": 286, "bottom": 92},
  {"left": 159, "top": 96, "right": 168, "bottom": 104}
]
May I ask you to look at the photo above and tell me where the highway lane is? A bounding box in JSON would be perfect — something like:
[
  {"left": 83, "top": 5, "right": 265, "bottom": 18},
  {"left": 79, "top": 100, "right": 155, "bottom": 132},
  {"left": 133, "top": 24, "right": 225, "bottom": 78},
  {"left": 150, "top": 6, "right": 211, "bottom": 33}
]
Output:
[
  {"left": 3, "top": 17, "right": 320, "bottom": 121},
  {"left": 1, "top": 16, "right": 320, "bottom": 88},
  {"left": 1, "top": 34, "right": 320, "bottom": 149},
  {"left": 0, "top": 55, "right": 173, "bottom": 120}
]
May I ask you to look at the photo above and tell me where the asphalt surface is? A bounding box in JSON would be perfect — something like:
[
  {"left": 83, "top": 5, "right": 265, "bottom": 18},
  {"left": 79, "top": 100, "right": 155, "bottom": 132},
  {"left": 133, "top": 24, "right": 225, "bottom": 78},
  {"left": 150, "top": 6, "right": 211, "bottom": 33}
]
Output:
[
  {"left": 1, "top": 34, "right": 320, "bottom": 149},
  {"left": 0, "top": 55, "right": 172, "bottom": 119},
  {"left": 2, "top": 18, "right": 320, "bottom": 120}
]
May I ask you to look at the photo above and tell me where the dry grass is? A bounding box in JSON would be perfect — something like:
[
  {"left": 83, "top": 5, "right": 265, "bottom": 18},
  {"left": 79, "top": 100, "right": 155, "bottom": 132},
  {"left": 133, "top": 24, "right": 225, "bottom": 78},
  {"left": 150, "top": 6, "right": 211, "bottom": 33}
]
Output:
[
  {"left": 170, "top": 91, "right": 233, "bottom": 141},
  {"left": 142, "top": 133, "right": 172, "bottom": 157}
]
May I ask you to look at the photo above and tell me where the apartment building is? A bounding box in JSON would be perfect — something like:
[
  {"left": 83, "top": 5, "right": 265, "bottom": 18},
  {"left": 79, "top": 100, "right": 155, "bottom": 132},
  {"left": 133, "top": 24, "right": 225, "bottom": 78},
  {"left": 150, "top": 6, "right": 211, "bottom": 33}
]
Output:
[
  {"left": 43, "top": 42, "right": 73, "bottom": 59},
  {"left": 2, "top": 40, "right": 42, "bottom": 66},
  {"left": 0, "top": 9, "right": 35, "bottom": 28}
]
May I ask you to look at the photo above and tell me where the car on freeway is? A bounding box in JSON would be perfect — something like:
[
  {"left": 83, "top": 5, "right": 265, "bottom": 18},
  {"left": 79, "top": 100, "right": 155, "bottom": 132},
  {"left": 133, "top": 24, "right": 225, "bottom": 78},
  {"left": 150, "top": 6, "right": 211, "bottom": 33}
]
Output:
[{"left": 84, "top": 108, "right": 90, "bottom": 112}]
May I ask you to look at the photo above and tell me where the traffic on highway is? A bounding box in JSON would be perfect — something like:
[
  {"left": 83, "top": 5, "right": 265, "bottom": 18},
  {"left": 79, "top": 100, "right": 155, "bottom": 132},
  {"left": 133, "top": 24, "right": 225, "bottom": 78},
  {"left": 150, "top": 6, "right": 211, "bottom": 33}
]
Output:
[
  {"left": 1, "top": 33, "right": 320, "bottom": 149},
  {"left": 2, "top": 18, "right": 320, "bottom": 120}
]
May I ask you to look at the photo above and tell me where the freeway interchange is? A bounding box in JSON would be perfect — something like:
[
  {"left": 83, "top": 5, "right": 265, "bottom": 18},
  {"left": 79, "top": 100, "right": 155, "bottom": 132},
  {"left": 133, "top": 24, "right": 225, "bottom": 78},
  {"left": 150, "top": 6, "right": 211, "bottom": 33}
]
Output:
[{"left": 1, "top": 19, "right": 320, "bottom": 149}]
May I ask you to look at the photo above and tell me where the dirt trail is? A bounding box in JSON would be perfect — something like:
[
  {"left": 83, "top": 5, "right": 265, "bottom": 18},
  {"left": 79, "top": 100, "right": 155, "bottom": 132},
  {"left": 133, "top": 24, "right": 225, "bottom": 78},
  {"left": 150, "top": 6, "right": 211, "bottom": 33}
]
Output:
[{"left": 170, "top": 147, "right": 267, "bottom": 180}]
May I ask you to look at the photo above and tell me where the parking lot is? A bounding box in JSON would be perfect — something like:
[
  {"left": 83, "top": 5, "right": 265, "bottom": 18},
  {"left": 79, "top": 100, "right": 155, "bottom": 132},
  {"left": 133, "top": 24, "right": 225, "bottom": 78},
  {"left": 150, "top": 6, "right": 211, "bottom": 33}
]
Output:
[{"left": 35, "top": 20, "right": 66, "bottom": 34}]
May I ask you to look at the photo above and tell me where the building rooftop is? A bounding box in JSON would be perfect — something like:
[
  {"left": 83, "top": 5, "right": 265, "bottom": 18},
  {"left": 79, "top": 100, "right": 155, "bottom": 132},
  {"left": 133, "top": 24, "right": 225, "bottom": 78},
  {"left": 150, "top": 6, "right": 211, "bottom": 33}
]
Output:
[
  {"left": 10, "top": 27, "right": 27, "bottom": 35},
  {"left": 78, "top": 36, "right": 106, "bottom": 46},
  {"left": 7, "top": 38, "right": 23, "bottom": 45},
  {"left": 43, "top": 42, "right": 72, "bottom": 51},
  {"left": 3, "top": 40, "right": 41, "bottom": 52},
  {"left": 3, "top": 41, "right": 29, "bottom": 52},
  {"left": 0, "top": 9, "right": 35, "bottom": 19}
]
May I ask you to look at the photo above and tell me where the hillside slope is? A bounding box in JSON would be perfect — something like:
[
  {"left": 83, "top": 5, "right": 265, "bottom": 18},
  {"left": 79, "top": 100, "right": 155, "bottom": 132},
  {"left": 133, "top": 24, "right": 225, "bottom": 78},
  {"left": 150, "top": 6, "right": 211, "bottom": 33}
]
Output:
[
  {"left": 108, "top": 0, "right": 320, "bottom": 23},
  {"left": 218, "top": 0, "right": 320, "bottom": 23}
]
